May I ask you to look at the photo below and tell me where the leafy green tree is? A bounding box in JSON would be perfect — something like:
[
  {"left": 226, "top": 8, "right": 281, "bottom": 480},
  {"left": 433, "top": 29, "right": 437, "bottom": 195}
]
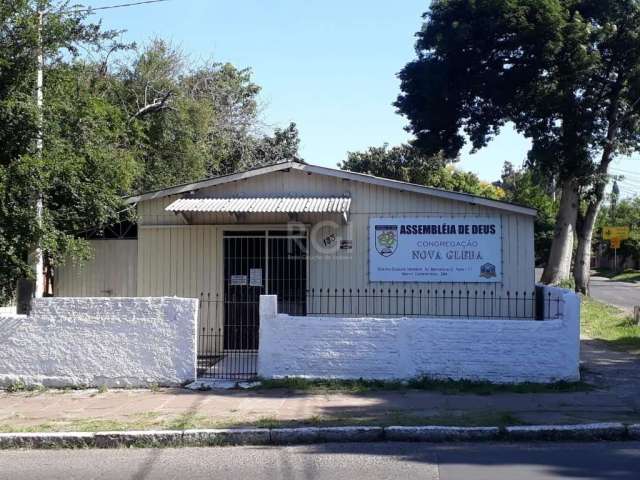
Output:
[
  {"left": 113, "top": 39, "right": 300, "bottom": 190},
  {"left": 596, "top": 196, "right": 640, "bottom": 269},
  {"left": 246, "top": 122, "right": 301, "bottom": 169},
  {"left": 340, "top": 144, "right": 443, "bottom": 184},
  {"left": 339, "top": 143, "right": 505, "bottom": 199},
  {"left": 496, "top": 162, "right": 559, "bottom": 265},
  {"left": 396, "top": 0, "right": 640, "bottom": 293},
  {"left": 42, "top": 63, "right": 139, "bottom": 255},
  {"left": 0, "top": 1, "right": 129, "bottom": 302},
  {"left": 1, "top": 11, "right": 301, "bottom": 302}
]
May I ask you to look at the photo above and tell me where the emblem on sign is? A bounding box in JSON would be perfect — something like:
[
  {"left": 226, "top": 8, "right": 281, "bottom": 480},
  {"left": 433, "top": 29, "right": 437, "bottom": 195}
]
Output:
[
  {"left": 375, "top": 225, "right": 398, "bottom": 257},
  {"left": 479, "top": 263, "right": 497, "bottom": 278}
]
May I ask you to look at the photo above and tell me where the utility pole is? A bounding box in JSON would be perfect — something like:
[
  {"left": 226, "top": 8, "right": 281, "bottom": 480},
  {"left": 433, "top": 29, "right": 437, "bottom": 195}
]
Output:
[
  {"left": 27, "top": 0, "right": 171, "bottom": 299},
  {"left": 610, "top": 180, "right": 620, "bottom": 273},
  {"left": 34, "top": 6, "right": 45, "bottom": 297},
  {"left": 610, "top": 180, "right": 620, "bottom": 222}
]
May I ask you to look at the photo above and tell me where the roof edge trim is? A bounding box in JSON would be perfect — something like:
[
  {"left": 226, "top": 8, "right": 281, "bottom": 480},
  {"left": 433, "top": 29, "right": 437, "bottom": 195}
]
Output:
[{"left": 125, "top": 160, "right": 536, "bottom": 217}]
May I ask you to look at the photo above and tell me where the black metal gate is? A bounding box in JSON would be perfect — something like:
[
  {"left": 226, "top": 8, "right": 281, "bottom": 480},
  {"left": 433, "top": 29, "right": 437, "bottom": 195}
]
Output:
[{"left": 197, "top": 230, "right": 307, "bottom": 380}]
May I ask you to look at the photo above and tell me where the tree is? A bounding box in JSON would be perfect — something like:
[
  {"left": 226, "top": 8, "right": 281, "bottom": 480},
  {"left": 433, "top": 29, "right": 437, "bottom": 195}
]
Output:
[
  {"left": 246, "top": 122, "right": 301, "bottom": 169},
  {"left": 596, "top": 195, "right": 640, "bottom": 269},
  {"left": 0, "top": 1, "right": 130, "bottom": 302},
  {"left": 340, "top": 144, "right": 443, "bottom": 184},
  {"left": 42, "top": 63, "right": 139, "bottom": 255},
  {"left": 339, "top": 143, "right": 505, "bottom": 199},
  {"left": 0, "top": 12, "right": 302, "bottom": 302},
  {"left": 112, "top": 39, "right": 300, "bottom": 191},
  {"left": 396, "top": 0, "right": 640, "bottom": 293},
  {"left": 495, "top": 162, "right": 559, "bottom": 265}
]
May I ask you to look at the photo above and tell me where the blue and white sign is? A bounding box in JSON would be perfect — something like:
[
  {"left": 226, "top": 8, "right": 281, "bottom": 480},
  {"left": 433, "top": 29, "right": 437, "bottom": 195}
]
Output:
[{"left": 369, "top": 217, "right": 502, "bottom": 283}]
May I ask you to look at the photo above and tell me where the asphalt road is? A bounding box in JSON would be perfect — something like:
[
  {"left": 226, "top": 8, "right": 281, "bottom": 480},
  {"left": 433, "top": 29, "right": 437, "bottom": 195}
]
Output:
[
  {"left": 589, "top": 276, "right": 639, "bottom": 312},
  {"left": 535, "top": 268, "right": 638, "bottom": 312},
  {"left": 1, "top": 442, "right": 639, "bottom": 480}
]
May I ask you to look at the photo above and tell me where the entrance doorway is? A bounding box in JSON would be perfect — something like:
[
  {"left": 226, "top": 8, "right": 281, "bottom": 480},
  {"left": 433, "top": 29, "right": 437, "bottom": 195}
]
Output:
[
  {"left": 197, "top": 230, "right": 307, "bottom": 380},
  {"left": 224, "top": 230, "right": 308, "bottom": 349}
]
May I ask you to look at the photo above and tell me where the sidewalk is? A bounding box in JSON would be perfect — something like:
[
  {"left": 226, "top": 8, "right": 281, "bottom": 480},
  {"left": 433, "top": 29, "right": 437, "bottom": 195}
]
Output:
[{"left": 1, "top": 340, "right": 639, "bottom": 432}]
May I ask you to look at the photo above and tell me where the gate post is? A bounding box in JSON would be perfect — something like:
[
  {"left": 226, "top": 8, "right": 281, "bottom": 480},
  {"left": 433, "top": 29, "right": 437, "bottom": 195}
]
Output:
[
  {"left": 535, "top": 285, "right": 545, "bottom": 320},
  {"left": 258, "top": 295, "right": 278, "bottom": 379},
  {"left": 259, "top": 294, "right": 278, "bottom": 319}
]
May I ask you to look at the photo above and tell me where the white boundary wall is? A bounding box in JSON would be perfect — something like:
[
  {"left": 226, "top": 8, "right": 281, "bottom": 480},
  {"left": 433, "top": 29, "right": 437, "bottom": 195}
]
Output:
[
  {"left": 0, "top": 297, "right": 197, "bottom": 389},
  {"left": 258, "top": 286, "right": 580, "bottom": 383}
]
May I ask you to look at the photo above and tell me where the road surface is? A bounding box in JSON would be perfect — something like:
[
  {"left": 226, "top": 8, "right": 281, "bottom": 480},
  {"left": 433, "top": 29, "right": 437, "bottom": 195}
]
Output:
[
  {"left": 1, "top": 442, "right": 639, "bottom": 480},
  {"left": 535, "top": 268, "right": 638, "bottom": 312},
  {"left": 589, "top": 276, "right": 639, "bottom": 312}
]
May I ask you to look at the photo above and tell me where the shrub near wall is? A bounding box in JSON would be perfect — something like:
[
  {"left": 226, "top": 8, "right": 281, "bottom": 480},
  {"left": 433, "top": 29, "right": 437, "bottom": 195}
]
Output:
[
  {"left": 0, "top": 297, "right": 198, "bottom": 389},
  {"left": 258, "top": 288, "right": 580, "bottom": 384}
]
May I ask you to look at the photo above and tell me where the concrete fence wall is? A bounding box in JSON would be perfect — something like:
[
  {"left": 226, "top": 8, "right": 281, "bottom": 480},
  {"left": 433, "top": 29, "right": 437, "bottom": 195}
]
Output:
[
  {"left": 258, "top": 286, "right": 580, "bottom": 384},
  {"left": 0, "top": 297, "right": 198, "bottom": 389}
]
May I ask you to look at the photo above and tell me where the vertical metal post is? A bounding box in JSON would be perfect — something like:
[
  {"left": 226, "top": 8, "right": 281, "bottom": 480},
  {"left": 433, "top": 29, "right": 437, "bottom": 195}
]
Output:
[{"left": 33, "top": 8, "right": 45, "bottom": 298}]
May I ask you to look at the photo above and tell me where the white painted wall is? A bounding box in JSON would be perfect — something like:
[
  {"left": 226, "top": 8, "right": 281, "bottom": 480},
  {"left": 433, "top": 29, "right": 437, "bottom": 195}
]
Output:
[
  {"left": 0, "top": 297, "right": 197, "bottom": 389},
  {"left": 258, "top": 287, "right": 580, "bottom": 384}
]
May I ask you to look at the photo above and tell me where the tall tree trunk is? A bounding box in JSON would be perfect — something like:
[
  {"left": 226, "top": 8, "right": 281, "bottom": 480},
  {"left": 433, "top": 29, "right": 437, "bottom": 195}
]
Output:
[
  {"left": 541, "top": 178, "right": 579, "bottom": 285},
  {"left": 573, "top": 156, "right": 615, "bottom": 293},
  {"left": 573, "top": 199, "right": 601, "bottom": 294},
  {"left": 574, "top": 72, "right": 624, "bottom": 294}
]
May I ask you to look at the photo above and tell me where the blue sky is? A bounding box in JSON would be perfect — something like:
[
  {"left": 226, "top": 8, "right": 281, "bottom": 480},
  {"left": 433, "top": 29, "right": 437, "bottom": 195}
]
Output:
[{"left": 87, "top": 0, "right": 638, "bottom": 194}]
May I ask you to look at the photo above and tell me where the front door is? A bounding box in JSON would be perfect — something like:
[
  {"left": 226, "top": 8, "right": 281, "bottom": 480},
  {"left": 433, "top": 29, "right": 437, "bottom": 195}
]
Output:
[
  {"left": 223, "top": 231, "right": 307, "bottom": 351},
  {"left": 223, "top": 233, "right": 265, "bottom": 350}
]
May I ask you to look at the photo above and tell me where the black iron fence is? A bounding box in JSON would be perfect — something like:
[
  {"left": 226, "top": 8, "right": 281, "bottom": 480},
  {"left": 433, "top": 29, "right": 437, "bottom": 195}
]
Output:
[
  {"left": 197, "top": 293, "right": 258, "bottom": 380},
  {"left": 196, "top": 287, "right": 563, "bottom": 380},
  {"left": 302, "top": 288, "right": 563, "bottom": 320}
]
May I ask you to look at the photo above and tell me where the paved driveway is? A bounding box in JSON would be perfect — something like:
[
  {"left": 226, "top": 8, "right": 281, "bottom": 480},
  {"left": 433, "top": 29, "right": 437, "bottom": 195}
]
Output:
[{"left": 589, "top": 276, "right": 639, "bottom": 312}]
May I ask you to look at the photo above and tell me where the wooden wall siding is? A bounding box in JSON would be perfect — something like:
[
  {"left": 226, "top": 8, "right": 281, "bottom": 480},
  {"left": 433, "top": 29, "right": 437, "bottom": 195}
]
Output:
[
  {"left": 131, "top": 169, "right": 535, "bottom": 319},
  {"left": 55, "top": 240, "right": 137, "bottom": 297},
  {"left": 136, "top": 225, "right": 223, "bottom": 334}
]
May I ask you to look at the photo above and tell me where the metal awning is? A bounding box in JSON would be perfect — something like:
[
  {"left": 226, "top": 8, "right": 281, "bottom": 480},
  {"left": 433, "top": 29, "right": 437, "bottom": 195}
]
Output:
[{"left": 165, "top": 196, "right": 351, "bottom": 218}]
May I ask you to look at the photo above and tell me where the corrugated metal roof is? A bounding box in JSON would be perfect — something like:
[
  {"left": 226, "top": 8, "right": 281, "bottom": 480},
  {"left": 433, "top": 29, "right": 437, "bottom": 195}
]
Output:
[{"left": 165, "top": 197, "right": 352, "bottom": 214}]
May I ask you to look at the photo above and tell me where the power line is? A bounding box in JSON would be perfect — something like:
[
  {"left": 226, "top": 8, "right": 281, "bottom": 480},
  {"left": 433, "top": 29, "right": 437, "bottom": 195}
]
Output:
[
  {"left": 617, "top": 173, "right": 640, "bottom": 181},
  {"left": 617, "top": 187, "right": 640, "bottom": 196},
  {"left": 611, "top": 176, "right": 640, "bottom": 184},
  {"left": 610, "top": 166, "right": 640, "bottom": 176},
  {"left": 58, "top": 0, "right": 173, "bottom": 15},
  {"left": 613, "top": 176, "right": 640, "bottom": 185}
]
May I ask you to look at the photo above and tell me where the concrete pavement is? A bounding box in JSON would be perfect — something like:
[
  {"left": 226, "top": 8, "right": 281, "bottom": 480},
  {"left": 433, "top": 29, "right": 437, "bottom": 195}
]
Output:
[
  {"left": 1, "top": 338, "right": 639, "bottom": 430},
  {"left": 589, "top": 276, "right": 639, "bottom": 312},
  {"left": 1, "top": 442, "right": 639, "bottom": 480}
]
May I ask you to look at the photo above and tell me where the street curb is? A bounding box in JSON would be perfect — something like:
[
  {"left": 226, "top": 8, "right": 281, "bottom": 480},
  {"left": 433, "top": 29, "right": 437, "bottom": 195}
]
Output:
[
  {"left": 95, "top": 430, "right": 184, "bottom": 448},
  {"left": 270, "top": 426, "right": 384, "bottom": 445},
  {"left": 182, "top": 428, "right": 271, "bottom": 446},
  {"left": 627, "top": 424, "right": 640, "bottom": 440},
  {"left": 0, "top": 432, "right": 95, "bottom": 449},
  {"left": 385, "top": 426, "right": 500, "bottom": 442},
  {"left": 504, "top": 422, "right": 627, "bottom": 441},
  {"left": 0, "top": 423, "right": 636, "bottom": 449}
]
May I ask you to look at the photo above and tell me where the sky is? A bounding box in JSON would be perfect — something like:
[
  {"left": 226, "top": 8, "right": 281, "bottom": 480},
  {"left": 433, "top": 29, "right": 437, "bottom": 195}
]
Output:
[{"left": 86, "top": 0, "right": 639, "bottom": 195}]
